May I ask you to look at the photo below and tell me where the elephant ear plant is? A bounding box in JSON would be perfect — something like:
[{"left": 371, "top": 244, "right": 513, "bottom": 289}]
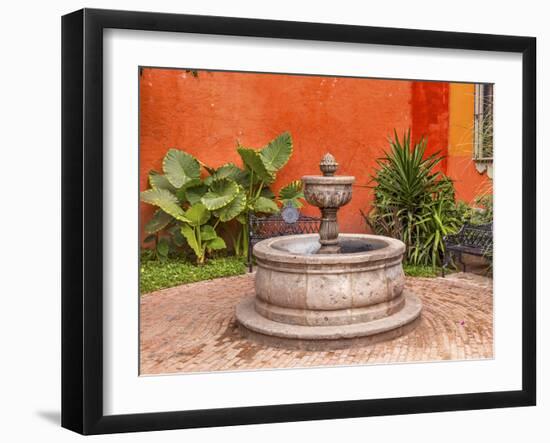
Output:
[
  {"left": 140, "top": 131, "right": 304, "bottom": 263},
  {"left": 230, "top": 131, "right": 304, "bottom": 254},
  {"left": 179, "top": 203, "right": 226, "bottom": 264},
  {"left": 140, "top": 190, "right": 227, "bottom": 265}
]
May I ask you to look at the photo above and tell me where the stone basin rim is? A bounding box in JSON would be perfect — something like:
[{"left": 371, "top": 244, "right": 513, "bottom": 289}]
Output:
[
  {"left": 301, "top": 175, "right": 356, "bottom": 185},
  {"left": 253, "top": 233, "right": 405, "bottom": 265}
]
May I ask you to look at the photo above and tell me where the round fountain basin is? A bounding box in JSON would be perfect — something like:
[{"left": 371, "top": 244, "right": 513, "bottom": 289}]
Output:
[
  {"left": 235, "top": 233, "right": 422, "bottom": 350},
  {"left": 253, "top": 234, "right": 406, "bottom": 312},
  {"left": 236, "top": 153, "right": 421, "bottom": 349}
]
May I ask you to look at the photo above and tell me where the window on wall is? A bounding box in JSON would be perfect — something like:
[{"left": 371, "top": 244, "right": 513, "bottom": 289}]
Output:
[{"left": 473, "top": 83, "right": 493, "bottom": 178}]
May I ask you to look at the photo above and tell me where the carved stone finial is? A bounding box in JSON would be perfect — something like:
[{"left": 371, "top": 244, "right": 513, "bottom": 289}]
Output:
[{"left": 319, "top": 153, "right": 338, "bottom": 176}]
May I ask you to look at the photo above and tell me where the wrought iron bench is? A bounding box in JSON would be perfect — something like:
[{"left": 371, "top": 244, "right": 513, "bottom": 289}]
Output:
[
  {"left": 441, "top": 223, "right": 493, "bottom": 277},
  {"left": 248, "top": 205, "right": 320, "bottom": 272}
]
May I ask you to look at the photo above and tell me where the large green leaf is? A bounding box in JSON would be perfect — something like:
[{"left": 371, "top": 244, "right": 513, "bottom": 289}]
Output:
[
  {"left": 205, "top": 163, "right": 248, "bottom": 185},
  {"left": 200, "top": 225, "right": 218, "bottom": 241},
  {"left": 200, "top": 178, "right": 239, "bottom": 210},
  {"left": 206, "top": 236, "right": 226, "bottom": 251},
  {"left": 144, "top": 209, "right": 172, "bottom": 234},
  {"left": 260, "top": 132, "right": 293, "bottom": 174},
  {"left": 156, "top": 237, "right": 170, "bottom": 258},
  {"left": 181, "top": 178, "right": 204, "bottom": 188},
  {"left": 168, "top": 225, "right": 186, "bottom": 247},
  {"left": 162, "top": 149, "right": 201, "bottom": 188},
  {"left": 149, "top": 171, "right": 177, "bottom": 193},
  {"left": 214, "top": 189, "right": 246, "bottom": 222},
  {"left": 279, "top": 180, "right": 304, "bottom": 208},
  {"left": 184, "top": 202, "right": 210, "bottom": 227},
  {"left": 237, "top": 147, "right": 274, "bottom": 183},
  {"left": 253, "top": 196, "right": 279, "bottom": 214},
  {"left": 260, "top": 187, "right": 276, "bottom": 199},
  {"left": 180, "top": 224, "right": 202, "bottom": 258},
  {"left": 143, "top": 234, "right": 156, "bottom": 244},
  {"left": 140, "top": 188, "right": 188, "bottom": 222},
  {"left": 185, "top": 184, "right": 208, "bottom": 205},
  {"left": 157, "top": 238, "right": 170, "bottom": 258}
]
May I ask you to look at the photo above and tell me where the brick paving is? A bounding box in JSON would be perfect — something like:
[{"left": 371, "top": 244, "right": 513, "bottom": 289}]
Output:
[{"left": 140, "top": 272, "right": 493, "bottom": 375}]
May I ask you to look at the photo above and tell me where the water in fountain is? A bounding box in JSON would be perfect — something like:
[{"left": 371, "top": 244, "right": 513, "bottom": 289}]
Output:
[{"left": 272, "top": 236, "right": 384, "bottom": 255}]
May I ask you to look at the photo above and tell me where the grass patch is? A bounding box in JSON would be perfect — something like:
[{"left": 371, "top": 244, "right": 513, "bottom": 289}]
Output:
[
  {"left": 403, "top": 264, "right": 441, "bottom": 278},
  {"left": 140, "top": 256, "right": 247, "bottom": 294}
]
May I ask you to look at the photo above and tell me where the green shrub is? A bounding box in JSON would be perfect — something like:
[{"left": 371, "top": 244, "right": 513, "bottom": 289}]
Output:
[
  {"left": 140, "top": 256, "right": 247, "bottom": 294},
  {"left": 458, "top": 194, "right": 493, "bottom": 274},
  {"left": 456, "top": 194, "right": 493, "bottom": 226},
  {"left": 140, "top": 132, "right": 304, "bottom": 263},
  {"left": 364, "top": 130, "right": 460, "bottom": 267},
  {"left": 403, "top": 264, "right": 441, "bottom": 278}
]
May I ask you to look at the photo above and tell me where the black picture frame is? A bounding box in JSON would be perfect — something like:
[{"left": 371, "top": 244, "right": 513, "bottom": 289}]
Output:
[{"left": 61, "top": 8, "right": 536, "bottom": 435}]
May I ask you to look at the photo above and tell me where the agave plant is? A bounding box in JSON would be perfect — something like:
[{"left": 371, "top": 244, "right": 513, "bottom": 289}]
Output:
[
  {"left": 140, "top": 132, "right": 304, "bottom": 262},
  {"left": 413, "top": 183, "right": 460, "bottom": 266},
  {"left": 365, "top": 130, "right": 460, "bottom": 267}
]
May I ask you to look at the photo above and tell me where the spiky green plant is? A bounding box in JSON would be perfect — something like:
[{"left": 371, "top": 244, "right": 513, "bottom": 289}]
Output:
[
  {"left": 477, "top": 91, "right": 493, "bottom": 159},
  {"left": 365, "top": 130, "right": 460, "bottom": 267}
]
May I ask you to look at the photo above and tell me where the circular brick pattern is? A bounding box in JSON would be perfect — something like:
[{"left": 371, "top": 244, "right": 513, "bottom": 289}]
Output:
[{"left": 140, "top": 273, "right": 493, "bottom": 375}]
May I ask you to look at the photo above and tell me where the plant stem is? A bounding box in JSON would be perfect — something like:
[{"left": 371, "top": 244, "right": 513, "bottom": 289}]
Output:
[
  {"left": 254, "top": 181, "right": 265, "bottom": 200},
  {"left": 248, "top": 171, "right": 254, "bottom": 202},
  {"left": 242, "top": 221, "right": 249, "bottom": 259}
]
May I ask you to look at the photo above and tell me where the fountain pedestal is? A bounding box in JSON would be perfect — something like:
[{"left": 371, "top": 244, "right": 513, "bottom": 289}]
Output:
[
  {"left": 235, "top": 154, "right": 422, "bottom": 350},
  {"left": 303, "top": 153, "right": 353, "bottom": 254}
]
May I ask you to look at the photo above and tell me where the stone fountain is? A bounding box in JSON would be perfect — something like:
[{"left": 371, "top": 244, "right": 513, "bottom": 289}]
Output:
[{"left": 235, "top": 153, "right": 422, "bottom": 350}]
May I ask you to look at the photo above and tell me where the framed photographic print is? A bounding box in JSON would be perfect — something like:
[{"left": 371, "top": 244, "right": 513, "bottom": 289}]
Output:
[{"left": 61, "top": 8, "right": 536, "bottom": 435}]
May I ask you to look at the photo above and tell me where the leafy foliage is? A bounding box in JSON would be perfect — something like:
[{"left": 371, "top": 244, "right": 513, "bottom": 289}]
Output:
[
  {"left": 184, "top": 184, "right": 208, "bottom": 205},
  {"left": 144, "top": 209, "right": 172, "bottom": 234},
  {"left": 237, "top": 148, "right": 274, "bottom": 183},
  {"left": 365, "top": 130, "right": 460, "bottom": 267},
  {"left": 455, "top": 194, "right": 493, "bottom": 226},
  {"left": 179, "top": 203, "right": 227, "bottom": 263},
  {"left": 140, "top": 131, "right": 304, "bottom": 262},
  {"left": 214, "top": 189, "right": 247, "bottom": 222},
  {"left": 403, "top": 264, "right": 441, "bottom": 278},
  {"left": 259, "top": 131, "right": 293, "bottom": 173},
  {"left": 252, "top": 196, "right": 279, "bottom": 214},
  {"left": 140, "top": 188, "right": 189, "bottom": 222},
  {"left": 454, "top": 193, "right": 493, "bottom": 275},
  {"left": 201, "top": 178, "right": 240, "bottom": 210},
  {"left": 204, "top": 163, "right": 248, "bottom": 186},
  {"left": 279, "top": 180, "right": 305, "bottom": 208},
  {"left": 140, "top": 256, "right": 247, "bottom": 294},
  {"left": 162, "top": 149, "right": 201, "bottom": 188},
  {"left": 184, "top": 202, "right": 210, "bottom": 226},
  {"left": 149, "top": 171, "right": 177, "bottom": 192}
]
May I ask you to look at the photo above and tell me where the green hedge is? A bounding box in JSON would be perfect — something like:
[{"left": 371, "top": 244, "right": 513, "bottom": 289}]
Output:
[
  {"left": 403, "top": 264, "right": 441, "bottom": 278},
  {"left": 140, "top": 256, "right": 247, "bottom": 294}
]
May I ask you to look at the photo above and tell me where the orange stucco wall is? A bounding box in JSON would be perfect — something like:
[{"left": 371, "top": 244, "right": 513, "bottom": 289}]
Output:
[
  {"left": 411, "top": 81, "right": 449, "bottom": 172},
  {"left": 140, "top": 69, "right": 491, "bottom": 241}
]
